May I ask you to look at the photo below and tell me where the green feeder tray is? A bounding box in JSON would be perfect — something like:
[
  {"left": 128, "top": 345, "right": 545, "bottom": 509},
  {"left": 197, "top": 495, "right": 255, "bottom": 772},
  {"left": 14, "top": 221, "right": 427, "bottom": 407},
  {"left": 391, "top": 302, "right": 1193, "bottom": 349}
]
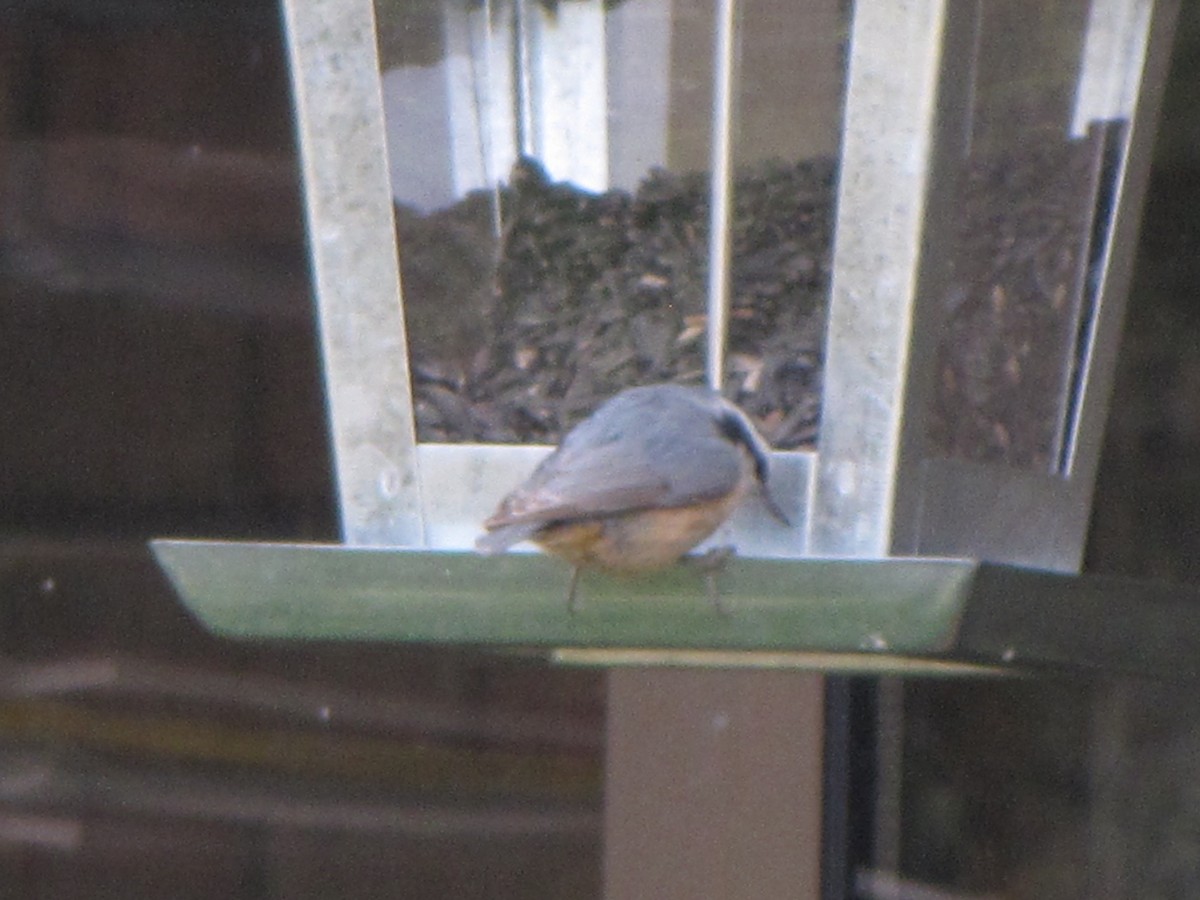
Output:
[{"left": 151, "top": 540, "right": 1200, "bottom": 678}]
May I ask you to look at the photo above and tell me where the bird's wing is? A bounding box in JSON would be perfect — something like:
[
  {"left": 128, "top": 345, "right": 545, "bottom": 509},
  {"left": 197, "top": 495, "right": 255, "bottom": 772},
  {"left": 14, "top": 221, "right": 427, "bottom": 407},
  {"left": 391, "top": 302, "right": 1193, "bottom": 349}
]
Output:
[{"left": 484, "top": 429, "right": 740, "bottom": 530}]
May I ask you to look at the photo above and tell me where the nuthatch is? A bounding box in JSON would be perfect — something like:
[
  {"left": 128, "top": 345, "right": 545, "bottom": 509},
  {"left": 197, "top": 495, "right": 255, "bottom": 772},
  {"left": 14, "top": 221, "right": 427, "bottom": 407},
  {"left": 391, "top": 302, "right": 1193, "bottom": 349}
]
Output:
[{"left": 475, "top": 383, "right": 789, "bottom": 610}]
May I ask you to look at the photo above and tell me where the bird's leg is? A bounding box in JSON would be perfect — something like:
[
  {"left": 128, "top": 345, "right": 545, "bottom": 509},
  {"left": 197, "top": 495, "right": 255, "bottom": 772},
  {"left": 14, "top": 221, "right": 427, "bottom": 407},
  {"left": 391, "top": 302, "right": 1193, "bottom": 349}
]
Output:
[
  {"left": 684, "top": 545, "right": 736, "bottom": 615},
  {"left": 566, "top": 566, "right": 582, "bottom": 615}
]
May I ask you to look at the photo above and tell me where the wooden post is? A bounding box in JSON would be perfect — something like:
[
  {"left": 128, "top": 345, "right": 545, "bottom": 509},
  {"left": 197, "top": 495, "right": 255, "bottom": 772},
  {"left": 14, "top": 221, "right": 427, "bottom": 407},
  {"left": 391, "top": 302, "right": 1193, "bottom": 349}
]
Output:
[{"left": 605, "top": 669, "right": 825, "bottom": 899}]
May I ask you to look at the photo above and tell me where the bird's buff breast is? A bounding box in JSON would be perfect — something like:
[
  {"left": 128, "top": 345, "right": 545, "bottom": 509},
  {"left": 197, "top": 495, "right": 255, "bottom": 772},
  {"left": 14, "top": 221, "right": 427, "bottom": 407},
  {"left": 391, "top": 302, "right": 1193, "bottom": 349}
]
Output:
[{"left": 532, "top": 493, "right": 742, "bottom": 573}]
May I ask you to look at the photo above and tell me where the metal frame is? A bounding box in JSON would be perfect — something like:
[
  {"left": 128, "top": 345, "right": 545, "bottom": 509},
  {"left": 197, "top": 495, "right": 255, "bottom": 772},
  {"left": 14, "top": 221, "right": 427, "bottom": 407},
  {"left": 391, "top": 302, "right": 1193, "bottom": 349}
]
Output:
[
  {"left": 809, "top": 0, "right": 951, "bottom": 559},
  {"left": 910, "top": 0, "right": 1177, "bottom": 570},
  {"left": 287, "top": 0, "right": 1185, "bottom": 575},
  {"left": 814, "top": 0, "right": 1178, "bottom": 573},
  {"left": 287, "top": 0, "right": 814, "bottom": 558},
  {"left": 282, "top": 0, "right": 422, "bottom": 546},
  {"left": 247, "top": 0, "right": 1184, "bottom": 651}
]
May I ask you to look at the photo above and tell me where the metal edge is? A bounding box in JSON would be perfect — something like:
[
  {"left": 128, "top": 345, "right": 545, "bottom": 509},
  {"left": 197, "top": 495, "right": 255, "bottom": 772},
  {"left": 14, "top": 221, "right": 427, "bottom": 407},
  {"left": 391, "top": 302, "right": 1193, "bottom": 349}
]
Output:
[
  {"left": 1062, "top": 0, "right": 1180, "bottom": 490},
  {"left": 810, "top": 0, "right": 948, "bottom": 558},
  {"left": 281, "top": 0, "right": 424, "bottom": 546},
  {"left": 551, "top": 648, "right": 1017, "bottom": 677}
]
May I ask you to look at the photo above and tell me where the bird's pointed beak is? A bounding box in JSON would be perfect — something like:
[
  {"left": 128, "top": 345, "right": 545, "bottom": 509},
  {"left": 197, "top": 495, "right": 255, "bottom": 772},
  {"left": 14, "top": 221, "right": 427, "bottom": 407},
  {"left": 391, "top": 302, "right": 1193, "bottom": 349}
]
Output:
[{"left": 759, "top": 483, "right": 792, "bottom": 527}]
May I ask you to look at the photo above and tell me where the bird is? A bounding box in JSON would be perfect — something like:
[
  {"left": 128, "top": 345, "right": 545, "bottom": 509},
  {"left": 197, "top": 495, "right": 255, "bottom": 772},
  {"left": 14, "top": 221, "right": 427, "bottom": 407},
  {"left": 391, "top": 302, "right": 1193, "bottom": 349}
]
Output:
[{"left": 475, "top": 383, "right": 790, "bottom": 610}]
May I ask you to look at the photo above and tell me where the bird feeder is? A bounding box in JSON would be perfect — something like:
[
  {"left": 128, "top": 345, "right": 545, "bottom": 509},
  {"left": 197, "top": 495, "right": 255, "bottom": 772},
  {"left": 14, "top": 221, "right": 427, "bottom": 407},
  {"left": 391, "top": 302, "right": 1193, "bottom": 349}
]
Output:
[
  {"left": 155, "top": 0, "right": 1186, "bottom": 672},
  {"left": 149, "top": 1, "right": 1184, "bottom": 896}
]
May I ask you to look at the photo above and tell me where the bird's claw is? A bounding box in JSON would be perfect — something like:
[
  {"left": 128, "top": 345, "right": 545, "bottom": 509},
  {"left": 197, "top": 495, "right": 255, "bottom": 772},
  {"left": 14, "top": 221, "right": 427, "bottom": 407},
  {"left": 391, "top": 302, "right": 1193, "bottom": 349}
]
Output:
[
  {"left": 684, "top": 545, "right": 737, "bottom": 615},
  {"left": 566, "top": 567, "right": 582, "bottom": 615}
]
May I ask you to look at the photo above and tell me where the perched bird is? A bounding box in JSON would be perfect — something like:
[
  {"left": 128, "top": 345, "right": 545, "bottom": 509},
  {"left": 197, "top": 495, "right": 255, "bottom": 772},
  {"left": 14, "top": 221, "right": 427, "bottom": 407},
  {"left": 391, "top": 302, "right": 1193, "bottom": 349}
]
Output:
[{"left": 475, "top": 383, "right": 789, "bottom": 610}]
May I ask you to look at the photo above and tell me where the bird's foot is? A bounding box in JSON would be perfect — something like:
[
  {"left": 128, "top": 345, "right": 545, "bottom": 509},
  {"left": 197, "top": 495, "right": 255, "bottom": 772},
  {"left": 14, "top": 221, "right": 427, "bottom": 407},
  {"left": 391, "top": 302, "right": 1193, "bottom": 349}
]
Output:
[
  {"left": 566, "top": 566, "right": 582, "bottom": 615},
  {"left": 684, "top": 545, "right": 737, "bottom": 615}
]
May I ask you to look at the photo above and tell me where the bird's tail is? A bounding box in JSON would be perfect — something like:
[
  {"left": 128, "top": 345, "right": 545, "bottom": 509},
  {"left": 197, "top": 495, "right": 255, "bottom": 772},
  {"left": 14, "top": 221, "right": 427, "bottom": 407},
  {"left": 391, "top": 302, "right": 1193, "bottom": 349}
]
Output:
[{"left": 474, "top": 521, "right": 542, "bottom": 555}]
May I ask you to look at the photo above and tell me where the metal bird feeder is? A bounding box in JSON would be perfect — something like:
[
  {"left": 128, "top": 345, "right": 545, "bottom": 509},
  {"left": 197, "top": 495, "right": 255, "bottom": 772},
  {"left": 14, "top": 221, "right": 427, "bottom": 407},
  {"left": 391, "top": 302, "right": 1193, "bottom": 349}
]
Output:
[
  {"left": 149, "top": 3, "right": 1184, "bottom": 896},
  {"left": 154, "top": 0, "right": 1187, "bottom": 678}
]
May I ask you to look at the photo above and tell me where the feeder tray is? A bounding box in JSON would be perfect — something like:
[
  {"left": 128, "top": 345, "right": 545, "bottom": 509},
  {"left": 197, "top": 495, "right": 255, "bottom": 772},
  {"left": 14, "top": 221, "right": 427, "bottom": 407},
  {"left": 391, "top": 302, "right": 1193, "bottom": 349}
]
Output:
[{"left": 152, "top": 540, "right": 1200, "bottom": 679}]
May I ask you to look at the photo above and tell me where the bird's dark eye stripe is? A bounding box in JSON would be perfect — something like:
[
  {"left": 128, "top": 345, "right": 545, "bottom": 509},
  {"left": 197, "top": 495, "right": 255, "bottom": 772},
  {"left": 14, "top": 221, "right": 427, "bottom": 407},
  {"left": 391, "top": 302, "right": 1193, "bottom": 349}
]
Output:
[
  {"left": 717, "top": 411, "right": 769, "bottom": 482},
  {"left": 716, "top": 410, "right": 746, "bottom": 443}
]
